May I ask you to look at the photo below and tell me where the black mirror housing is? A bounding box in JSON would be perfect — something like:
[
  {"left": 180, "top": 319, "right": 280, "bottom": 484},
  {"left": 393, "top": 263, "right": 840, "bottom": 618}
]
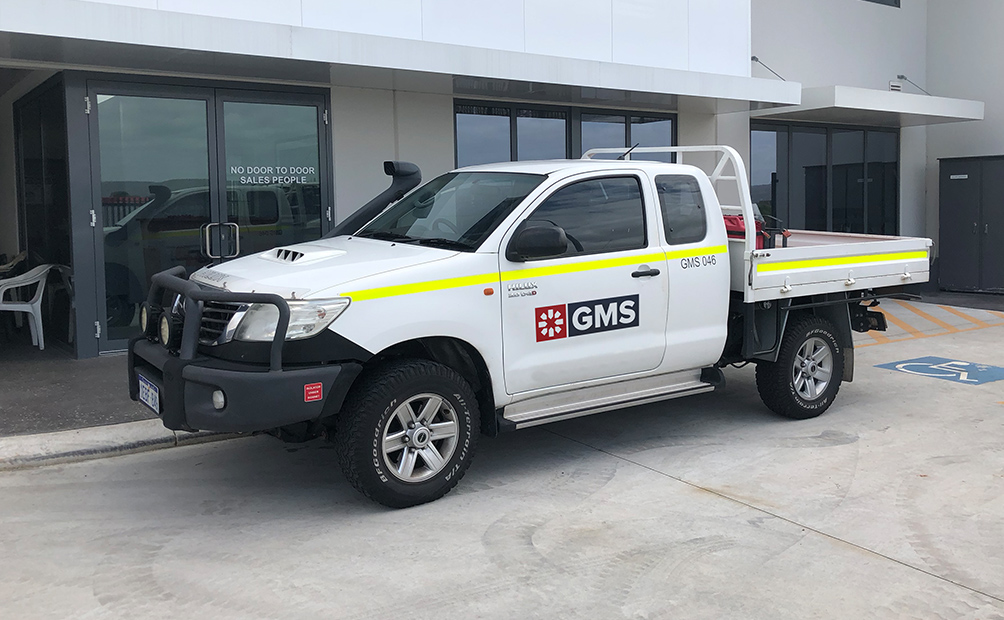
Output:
[{"left": 506, "top": 225, "right": 569, "bottom": 262}]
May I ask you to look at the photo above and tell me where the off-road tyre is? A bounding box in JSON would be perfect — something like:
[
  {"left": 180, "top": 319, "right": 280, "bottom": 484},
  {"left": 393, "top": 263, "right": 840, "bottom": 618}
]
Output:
[
  {"left": 334, "top": 359, "right": 479, "bottom": 508},
  {"left": 755, "top": 315, "right": 844, "bottom": 420}
]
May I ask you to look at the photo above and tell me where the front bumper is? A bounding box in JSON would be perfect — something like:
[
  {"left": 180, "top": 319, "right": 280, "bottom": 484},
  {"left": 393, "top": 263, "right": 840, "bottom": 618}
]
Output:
[{"left": 127, "top": 267, "right": 362, "bottom": 433}]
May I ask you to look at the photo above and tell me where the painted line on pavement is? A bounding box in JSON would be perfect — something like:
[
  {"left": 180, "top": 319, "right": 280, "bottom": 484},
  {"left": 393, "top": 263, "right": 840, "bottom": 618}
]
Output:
[
  {"left": 867, "top": 329, "right": 892, "bottom": 344},
  {"left": 894, "top": 300, "right": 959, "bottom": 333},
  {"left": 939, "top": 305, "right": 991, "bottom": 329},
  {"left": 876, "top": 306, "right": 926, "bottom": 338}
]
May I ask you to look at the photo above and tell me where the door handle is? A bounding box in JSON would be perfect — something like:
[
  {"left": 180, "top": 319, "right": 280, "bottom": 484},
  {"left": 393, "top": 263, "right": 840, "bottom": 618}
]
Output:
[
  {"left": 202, "top": 223, "right": 222, "bottom": 259},
  {"left": 631, "top": 267, "right": 661, "bottom": 278},
  {"left": 973, "top": 222, "right": 978, "bottom": 234},
  {"left": 222, "top": 222, "right": 240, "bottom": 258},
  {"left": 986, "top": 224, "right": 990, "bottom": 235}
]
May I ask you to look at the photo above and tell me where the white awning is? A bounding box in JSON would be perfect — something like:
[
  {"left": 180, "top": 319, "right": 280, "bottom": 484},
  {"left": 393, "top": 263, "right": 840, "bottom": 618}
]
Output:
[{"left": 750, "top": 85, "right": 984, "bottom": 127}]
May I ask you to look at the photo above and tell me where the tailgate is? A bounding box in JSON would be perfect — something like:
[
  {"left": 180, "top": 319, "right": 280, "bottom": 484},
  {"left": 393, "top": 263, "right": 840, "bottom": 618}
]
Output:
[{"left": 749, "top": 234, "right": 932, "bottom": 302}]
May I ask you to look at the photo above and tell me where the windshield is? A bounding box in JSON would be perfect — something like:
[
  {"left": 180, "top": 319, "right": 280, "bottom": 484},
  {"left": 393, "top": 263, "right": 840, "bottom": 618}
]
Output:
[{"left": 357, "top": 172, "right": 546, "bottom": 251}]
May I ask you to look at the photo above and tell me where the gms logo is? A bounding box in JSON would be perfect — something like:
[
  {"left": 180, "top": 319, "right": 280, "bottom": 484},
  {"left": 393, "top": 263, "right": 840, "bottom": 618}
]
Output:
[{"left": 535, "top": 295, "right": 639, "bottom": 342}]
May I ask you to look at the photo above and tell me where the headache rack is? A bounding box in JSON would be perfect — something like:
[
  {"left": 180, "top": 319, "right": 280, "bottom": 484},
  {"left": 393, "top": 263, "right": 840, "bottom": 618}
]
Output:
[{"left": 583, "top": 145, "right": 931, "bottom": 303}]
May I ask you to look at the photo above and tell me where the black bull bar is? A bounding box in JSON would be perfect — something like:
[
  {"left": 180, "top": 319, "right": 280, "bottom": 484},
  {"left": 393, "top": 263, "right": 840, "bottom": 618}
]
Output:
[
  {"left": 146, "top": 265, "right": 290, "bottom": 370},
  {"left": 128, "top": 267, "right": 359, "bottom": 433}
]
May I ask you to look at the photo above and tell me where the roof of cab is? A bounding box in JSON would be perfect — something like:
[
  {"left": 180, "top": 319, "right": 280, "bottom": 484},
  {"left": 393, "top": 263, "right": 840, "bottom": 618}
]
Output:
[{"left": 454, "top": 158, "right": 702, "bottom": 178}]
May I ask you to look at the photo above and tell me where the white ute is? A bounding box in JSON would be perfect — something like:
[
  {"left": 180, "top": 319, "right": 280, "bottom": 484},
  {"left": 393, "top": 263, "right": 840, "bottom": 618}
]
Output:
[{"left": 128, "top": 146, "right": 932, "bottom": 507}]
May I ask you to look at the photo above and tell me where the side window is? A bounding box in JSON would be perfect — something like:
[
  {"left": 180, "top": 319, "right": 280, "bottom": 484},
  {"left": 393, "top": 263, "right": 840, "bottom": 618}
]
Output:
[
  {"left": 656, "top": 175, "right": 706, "bottom": 245},
  {"left": 526, "top": 176, "right": 646, "bottom": 258}
]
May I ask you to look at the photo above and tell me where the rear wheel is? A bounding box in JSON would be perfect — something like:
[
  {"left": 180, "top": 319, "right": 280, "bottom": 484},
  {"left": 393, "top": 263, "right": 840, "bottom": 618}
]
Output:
[
  {"left": 755, "top": 316, "right": 844, "bottom": 419},
  {"left": 334, "top": 359, "right": 479, "bottom": 508}
]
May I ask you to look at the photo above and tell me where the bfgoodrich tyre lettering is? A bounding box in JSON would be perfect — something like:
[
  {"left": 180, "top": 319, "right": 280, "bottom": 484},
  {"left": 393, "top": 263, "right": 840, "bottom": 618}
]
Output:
[
  {"left": 755, "top": 316, "right": 844, "bottom": 420},
  {"left": 334, "top": 359, "right": 479, "bottom": 508}
]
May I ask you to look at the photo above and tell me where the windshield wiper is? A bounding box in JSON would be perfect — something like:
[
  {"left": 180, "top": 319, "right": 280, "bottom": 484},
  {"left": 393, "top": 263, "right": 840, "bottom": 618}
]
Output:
[
  {"left": 408, "top": 237, "right": 473, "bottom": 251},
  {"left": 356, "top": 230, "right": 413, "bottom": 242}
]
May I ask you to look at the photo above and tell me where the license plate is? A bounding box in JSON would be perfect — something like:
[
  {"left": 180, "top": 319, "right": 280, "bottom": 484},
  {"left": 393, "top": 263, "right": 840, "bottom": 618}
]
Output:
[{"left": 138, "top": 374, "right": 161, "bottom": 414}]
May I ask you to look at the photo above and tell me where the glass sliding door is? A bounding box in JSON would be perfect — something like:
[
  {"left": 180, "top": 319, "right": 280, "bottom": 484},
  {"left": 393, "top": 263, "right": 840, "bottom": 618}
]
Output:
[
  {"left": 832, "top": 130, "right": 865, "bottom": 233},
  {"left": 750, "top": 127, "right": 788, "bottom": 224},
  {"left": 789, "top": 129, "right": 828, "bottom": 231},
  {"left": 866, "top": 132, "right": 898, "bottom": 235},
  {"left": 95, "top": 93, "right": 214, "bottom": 343},
  {"left": 752, "top": 123, "right": 900, "bottom": 236},
  {"left": 89, "top": 83, "right": 331, "bottom": 352},
  {"left": 221, "top": 100, "right": 323, "bottom": 256}
]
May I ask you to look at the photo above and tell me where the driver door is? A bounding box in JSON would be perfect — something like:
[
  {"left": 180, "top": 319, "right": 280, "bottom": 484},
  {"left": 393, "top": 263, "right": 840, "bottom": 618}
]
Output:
[{"left": 499, "top": 173, "right": 669, "bottom": 395}]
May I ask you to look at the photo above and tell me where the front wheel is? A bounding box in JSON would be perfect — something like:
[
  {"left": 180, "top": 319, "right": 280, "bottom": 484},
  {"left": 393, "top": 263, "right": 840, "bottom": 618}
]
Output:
[
  {"left": 755, "top": 316, "right": 844, "bottom": 419},
  {"left": 334, "top": 359, "right": 479, "bottom": 508}
]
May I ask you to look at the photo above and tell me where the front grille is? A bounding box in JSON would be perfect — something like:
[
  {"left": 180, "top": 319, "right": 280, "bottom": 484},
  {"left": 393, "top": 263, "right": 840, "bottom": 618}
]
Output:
[{"left": 199, "top": 300, "right": 245, "bottom": 344}]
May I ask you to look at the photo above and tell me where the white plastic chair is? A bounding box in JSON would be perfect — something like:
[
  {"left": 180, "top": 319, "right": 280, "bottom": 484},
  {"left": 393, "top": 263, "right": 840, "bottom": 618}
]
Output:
[
  {"left": 0, "top": 251, "right": 26, "bottom": 276},
  {"left": 0, "top": 264, "right": 54, "bottom": 350}
]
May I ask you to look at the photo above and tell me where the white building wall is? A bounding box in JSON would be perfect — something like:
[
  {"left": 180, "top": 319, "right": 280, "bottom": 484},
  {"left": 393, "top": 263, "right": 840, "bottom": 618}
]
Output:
[
  {"left": 751, "top": 0, "right": 927, "bottom": 90},
  {"left": 72, "top": 0, "right": 752, "bottom": 76},
  {"left": 330, "top": 83, "right": 455, "bottom": 222},
  {"left": 751, "top": 0, "right": 931, "bottom": 238},
  {"left": 926, "top": 0, "right": 1004, "bottom": 249}
]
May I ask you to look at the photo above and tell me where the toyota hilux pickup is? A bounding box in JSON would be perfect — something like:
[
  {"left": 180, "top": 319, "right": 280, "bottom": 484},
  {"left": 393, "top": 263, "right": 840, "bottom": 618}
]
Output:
[{"left": 128, "top": 146, "right": 932, "bottom": 507}]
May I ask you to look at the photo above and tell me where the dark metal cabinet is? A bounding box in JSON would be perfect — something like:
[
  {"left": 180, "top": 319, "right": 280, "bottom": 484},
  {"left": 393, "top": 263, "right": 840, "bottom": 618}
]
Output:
[{"left": 939, "top": 157, "right": 1004, "bottom": 292}]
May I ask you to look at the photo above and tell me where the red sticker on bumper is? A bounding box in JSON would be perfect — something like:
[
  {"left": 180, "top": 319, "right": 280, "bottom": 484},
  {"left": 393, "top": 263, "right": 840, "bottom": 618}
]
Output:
[{"left": 304, "top": 383, "right": 323, "bottom": 402}]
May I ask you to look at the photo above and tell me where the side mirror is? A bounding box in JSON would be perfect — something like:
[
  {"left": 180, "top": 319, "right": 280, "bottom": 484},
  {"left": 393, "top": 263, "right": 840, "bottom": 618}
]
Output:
[{"left": 506, "top": 225, "right": 569, "bottom": 262}]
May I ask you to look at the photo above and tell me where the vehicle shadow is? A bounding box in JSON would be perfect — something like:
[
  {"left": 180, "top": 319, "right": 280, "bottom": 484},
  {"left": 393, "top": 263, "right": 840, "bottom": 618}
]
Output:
[
  {"left": 92, "top": 367, "right": 831, "bottom": 511},
  {"left": 93, "top": 367, "right": 842, "bottom": 519}
]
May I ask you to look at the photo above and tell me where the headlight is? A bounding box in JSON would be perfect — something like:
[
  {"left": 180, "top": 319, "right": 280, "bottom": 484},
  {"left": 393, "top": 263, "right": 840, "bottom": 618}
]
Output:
[{"left": 234, "top": 298, "right": 350, "bottom": 342}]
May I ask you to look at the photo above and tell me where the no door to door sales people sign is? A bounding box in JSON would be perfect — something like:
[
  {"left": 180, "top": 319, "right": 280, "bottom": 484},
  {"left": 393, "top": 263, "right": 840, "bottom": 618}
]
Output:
[{"left": 876, "top": 356, "right": 1004, "bottom": 386}]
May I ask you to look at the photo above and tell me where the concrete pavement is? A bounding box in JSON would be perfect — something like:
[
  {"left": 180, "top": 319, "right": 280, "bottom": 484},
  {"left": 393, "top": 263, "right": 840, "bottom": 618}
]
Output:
[{"left": 1, "top": 307, "right": 1002, "bottom": 618}]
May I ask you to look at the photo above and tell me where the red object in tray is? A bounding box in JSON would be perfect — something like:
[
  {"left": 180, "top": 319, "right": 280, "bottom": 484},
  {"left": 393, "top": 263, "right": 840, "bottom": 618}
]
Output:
[{"left": 723, "top": 215, "right": 766, "bottom": 249}]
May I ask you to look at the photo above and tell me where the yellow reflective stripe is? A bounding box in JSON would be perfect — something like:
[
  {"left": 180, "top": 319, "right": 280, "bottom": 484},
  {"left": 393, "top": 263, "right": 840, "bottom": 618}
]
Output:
[
  {"left": 666, "top": 244, "right": 728, "bottom": 260},
  {"left": 756, "top": 250, "right": 928, "bottom": 273},
  {"left": 342, "top": 272, "right": 498, "bottom": 302},
  {"left": 499, "top": 251, "right": 667, "bottom": 281},
  {"left": 343, "top": 243, "right": 728, "bottom": 301}
]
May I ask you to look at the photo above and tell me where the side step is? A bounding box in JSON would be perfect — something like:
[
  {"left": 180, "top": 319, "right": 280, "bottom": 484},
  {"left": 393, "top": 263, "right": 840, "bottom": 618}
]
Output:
[{"left": 502, "top": 368, "right": 724, "bottom": 430}]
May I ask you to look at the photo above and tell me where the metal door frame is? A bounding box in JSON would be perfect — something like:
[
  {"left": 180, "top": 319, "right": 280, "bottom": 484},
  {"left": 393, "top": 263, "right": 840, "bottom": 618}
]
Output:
[
  {"left": 213, "top": 88, "right": 333, "bottom": 258},
  {"left": 85, "top": 81, "right": 222, "bottom": 354},
  {"left": 74, "top": 75, "right": 333, "bottom": 354}
]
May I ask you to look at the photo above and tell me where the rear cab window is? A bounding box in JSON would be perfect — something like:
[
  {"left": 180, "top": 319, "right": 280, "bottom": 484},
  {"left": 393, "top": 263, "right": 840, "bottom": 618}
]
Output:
[{"left": 655, "top": 174, "right": 707, "bottom": 245}]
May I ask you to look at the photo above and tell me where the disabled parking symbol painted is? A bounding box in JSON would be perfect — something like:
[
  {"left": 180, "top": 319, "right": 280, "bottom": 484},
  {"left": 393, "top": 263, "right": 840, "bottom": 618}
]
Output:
[{"left": 876, "top": 356, "right": 1004, "bottom": 386}]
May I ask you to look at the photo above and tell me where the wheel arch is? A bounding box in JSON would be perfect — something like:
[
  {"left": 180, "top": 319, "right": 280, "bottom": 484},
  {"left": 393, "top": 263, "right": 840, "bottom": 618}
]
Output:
[
  {"left": 366, "top": 336, "right": 499, "bottom": 436},
  {"left": 805, "top": 303, "right": 854, "bottom": 383}
]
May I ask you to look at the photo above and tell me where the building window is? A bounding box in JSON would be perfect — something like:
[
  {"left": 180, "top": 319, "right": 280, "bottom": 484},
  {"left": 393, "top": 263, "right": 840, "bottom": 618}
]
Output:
[
  {"left": 863, "top": 0, "right": 899, "bottom": 6},
  {"left": 751, "top": 122, "right": 899, "bottom": 235},
  {"left": 455, "top": 104, "right": 510, "bottom": 167},
  {"left": 454, "top": 101, "right": 675, "bottom": 167}
]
